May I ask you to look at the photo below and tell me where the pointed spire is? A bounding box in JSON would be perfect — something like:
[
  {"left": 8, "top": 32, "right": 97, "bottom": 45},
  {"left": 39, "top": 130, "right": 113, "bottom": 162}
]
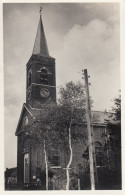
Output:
[{"left": 33, "top": 8, "right": 49, "bottom": 56}]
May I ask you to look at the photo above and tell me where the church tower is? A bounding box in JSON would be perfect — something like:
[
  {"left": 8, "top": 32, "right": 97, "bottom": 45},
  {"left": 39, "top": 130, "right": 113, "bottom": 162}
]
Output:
[
  {"left": 15, "top": 9, "right": 57, "bottom": 186},
  {"left": 26, "top": 11, "right": 56, "bottom": 108}
]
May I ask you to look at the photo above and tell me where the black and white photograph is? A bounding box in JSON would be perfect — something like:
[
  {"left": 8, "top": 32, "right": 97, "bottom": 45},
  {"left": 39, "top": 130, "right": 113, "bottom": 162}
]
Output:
[{"left": 2, "top": 1, "right": 123, "bottom": 191}]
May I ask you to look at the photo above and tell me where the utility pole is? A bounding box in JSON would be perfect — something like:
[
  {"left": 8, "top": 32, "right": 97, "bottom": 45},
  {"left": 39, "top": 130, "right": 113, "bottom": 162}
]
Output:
[{"left": 82, "top": 69, "right": 98, "bottom": 190}]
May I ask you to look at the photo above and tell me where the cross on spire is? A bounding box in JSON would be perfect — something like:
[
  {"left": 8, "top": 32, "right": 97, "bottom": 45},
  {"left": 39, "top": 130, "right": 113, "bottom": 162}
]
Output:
[
  {"left": 32, "top": 8, "right": 49, "bottom": 56},
  {"left": 39, "top": 6, "right": 43, "bottom": 15}
]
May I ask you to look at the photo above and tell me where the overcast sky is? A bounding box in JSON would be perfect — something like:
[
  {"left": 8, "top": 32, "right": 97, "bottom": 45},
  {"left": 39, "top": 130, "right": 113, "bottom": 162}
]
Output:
[{"left": 4, "top": 3, "right": 120, "bottom": 168}]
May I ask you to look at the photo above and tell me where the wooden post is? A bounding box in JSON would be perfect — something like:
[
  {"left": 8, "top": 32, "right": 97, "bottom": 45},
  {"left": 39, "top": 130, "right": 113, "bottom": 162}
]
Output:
[
  {"left": 78, "top": 178, "right": 80, "bottom": 190},
  {"left": 44, "top": 140, "right": 48, "bottom": 190},
  {"left": 83, "top": 69, "right": 95, "bottom": 190},
  {"left": 53, "top": 178, "right": 55, "bottom": 190}
]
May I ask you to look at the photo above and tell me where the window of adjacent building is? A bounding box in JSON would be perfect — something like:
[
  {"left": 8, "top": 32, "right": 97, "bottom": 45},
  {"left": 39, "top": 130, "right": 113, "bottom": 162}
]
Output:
[
  {"left": 40, "top": 68, "right": 48, "bottom": 85},
  {"left": 95, "top": 142, "right": 103, "bottom": 167},
  {"left": 48, "top": 149, "right": 60, "bottom": 167},
  {"left": 28, "top": 70, "right": 32, "bottom": 87}
]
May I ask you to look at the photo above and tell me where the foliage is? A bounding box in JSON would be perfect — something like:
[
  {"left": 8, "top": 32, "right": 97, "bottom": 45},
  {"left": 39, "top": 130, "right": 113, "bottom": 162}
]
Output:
[
  {"left": 111, "top": 94, "right": 121, "bottom": 122},
  {"left": 25, "top": 81, "right": 88, "bottom": 189},
  {"left": 103, "top": 93, "right": 121, "bottom": 189},
  {"left": 24, "top": 81, "right": 87, "bottom": 156},
  {"left": 107, "top": 94, "right": 121, "bottom": 160},
  {"left": 81, "top": 93, "right": 121, "bottom": 190},
  {"left": 58, "top": 81, "right": 86, "bottom": 108},
  {"left": 25, "top": 101, "right": 59, "bottom": 146},
  {"left": 69, "top": 163, "right": 91, "bottom": 190},
  {"left": 57, "top": 81, "right": 86, "bottom": 140},
  {"left": 57, "top": 81, "right": 87, "bottom": 190}
]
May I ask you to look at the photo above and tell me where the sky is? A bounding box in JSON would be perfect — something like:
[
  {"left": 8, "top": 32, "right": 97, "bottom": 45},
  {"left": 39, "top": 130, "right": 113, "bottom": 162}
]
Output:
[{"left": 3, "top": 3, "right": 120, "bottom": 169}]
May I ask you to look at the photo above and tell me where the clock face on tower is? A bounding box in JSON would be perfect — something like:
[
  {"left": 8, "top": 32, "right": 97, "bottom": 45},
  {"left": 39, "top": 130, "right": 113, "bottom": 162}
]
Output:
[{"left": 40, "top": 88, "right": 50, "bottom": 98}]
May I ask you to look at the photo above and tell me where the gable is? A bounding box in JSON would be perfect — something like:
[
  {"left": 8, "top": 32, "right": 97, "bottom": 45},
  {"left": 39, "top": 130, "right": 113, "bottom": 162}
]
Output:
[{"left": 15, "top": 103, "right": 34, "bottom": 136}]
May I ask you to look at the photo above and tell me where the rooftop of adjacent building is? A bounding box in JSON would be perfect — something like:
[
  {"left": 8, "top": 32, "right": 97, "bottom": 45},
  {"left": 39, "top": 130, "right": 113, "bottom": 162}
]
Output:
[{"left": 5, "top": 167, "right": 17, "bottom": 177}]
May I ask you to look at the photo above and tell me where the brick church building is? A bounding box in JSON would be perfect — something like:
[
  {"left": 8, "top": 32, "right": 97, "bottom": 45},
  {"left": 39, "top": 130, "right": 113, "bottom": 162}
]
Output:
[{"left": 14, "top": 12, "right": 118, "bottom": 190}]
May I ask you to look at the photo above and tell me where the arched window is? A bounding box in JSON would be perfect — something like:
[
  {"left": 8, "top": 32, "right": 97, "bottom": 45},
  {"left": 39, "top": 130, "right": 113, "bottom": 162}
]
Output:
[
  {"left": 94, "top": 142, "right": 103, "bottom": 167},
  {"left": 24, "top": 116, "right": 29, "bottom": 126},
  {"left": 28, "top": 70, "right": 32, "bottom": 87},
  {"left": 40, "top": 67, "right": 48, "bottom": 85},
  {"left": 24, "top": 153, "right": 29, "bottom": 183}
]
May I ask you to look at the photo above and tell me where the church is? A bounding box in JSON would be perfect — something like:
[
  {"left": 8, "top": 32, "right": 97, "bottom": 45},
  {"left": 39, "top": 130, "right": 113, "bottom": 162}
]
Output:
[{"left": 14, "top": 11, "right": 118, "bottom": 190}]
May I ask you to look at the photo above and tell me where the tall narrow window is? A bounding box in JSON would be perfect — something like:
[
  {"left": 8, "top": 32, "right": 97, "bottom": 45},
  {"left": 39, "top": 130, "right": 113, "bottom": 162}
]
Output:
[
  {"left": 48, "top": 148, "right": 60, "bottom": 167},
  {"left": 24, "top": 153, "right": 29, "bottom": 183},
  {"left": 40, "top": 68, "right": 48, "bottom": 85},
  {"left": 95, "top": 142, "right": 103, "bottom": 167},
  {"left": 28, "top": 70, "right": 32, "bottom": 87}
]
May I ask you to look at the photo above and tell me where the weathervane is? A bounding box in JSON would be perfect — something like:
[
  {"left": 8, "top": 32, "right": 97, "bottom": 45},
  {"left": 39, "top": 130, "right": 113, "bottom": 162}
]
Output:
[{"left": 39, "top": 6, "right": 43, "bottom": 15}]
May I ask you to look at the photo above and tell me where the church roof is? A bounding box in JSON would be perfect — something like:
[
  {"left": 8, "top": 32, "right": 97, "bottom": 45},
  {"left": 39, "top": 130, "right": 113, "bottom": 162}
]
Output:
[
  {"left": 91, "top": 110, "right": 112, "bottom": 126},
  {"left": 16, "top": 103, "right": 113, "bottom": 136},
  {"left": 32, "top": 15, "right": 49, "bottom": 56}
]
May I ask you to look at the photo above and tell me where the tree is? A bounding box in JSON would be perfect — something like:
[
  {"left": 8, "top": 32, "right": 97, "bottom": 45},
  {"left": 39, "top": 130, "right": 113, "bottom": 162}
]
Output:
[
  {"left": 111, "top": 94, "right": 121, "bottom": 121},
  {"left": 25, "top": 81, "right": 87, "bottom": 190},
  {"left": 107, "top": 94, "right": 121, "bottom": 160},
  {"left": 97, "top": 93, "right": 121, "bottom": 189},
  {"left": 57, "top": 81, "right": 86, "bottom": 190},
  {"left": 106, "top": 94, "right": 121, "bottom": 189},
  {"left": 24, "top": 101, "right": 59, "bottom": 190}
]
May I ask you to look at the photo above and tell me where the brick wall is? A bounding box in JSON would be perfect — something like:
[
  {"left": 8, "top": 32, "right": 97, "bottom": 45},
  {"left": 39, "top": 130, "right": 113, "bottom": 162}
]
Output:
[{"left": 17, "top": 119, "right": 107, "bottom": 189}]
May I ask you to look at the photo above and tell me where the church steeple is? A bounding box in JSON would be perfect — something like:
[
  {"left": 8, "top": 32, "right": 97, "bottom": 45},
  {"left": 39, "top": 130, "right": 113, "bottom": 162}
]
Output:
[
  {"left": 33, "top": 8, "right": 49, "bottom": 56},
  {"left": 26, "top": 8, "right": 56, "bottom": 108}
]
